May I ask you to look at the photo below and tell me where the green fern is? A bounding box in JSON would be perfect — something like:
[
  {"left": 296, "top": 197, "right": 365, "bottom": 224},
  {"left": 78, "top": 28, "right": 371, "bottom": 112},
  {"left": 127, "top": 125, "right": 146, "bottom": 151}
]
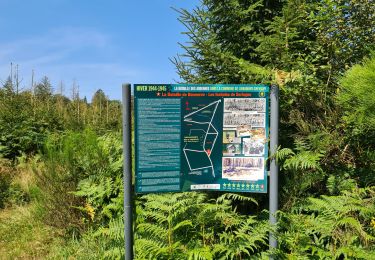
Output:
[
  {"left": 278, "top": 186, "right": 375, "bottom": 259},
  {"left": 283, "top": 151, "right": 323, "bottom": 172},
  {"left": 274, "top": 147, "right": 295, "bottom": 162},
  {"left": 217, "top": 193, "right": 258, "bottom": 206},
  {"left": 134, "top": 192, "right": 269, "bottom": 259}
]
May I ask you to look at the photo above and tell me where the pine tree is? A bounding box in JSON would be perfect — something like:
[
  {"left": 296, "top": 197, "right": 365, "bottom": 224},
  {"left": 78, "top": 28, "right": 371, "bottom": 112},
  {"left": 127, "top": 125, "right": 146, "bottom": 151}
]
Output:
[
  {"left": 91, "top": 89, "right": 108, "bottom": 127},
  {"left": 2, "top": 76, "right": 14, "bottom": 96},
  {"left": 34, "top": 76, "right": 53, "bottom": 99}
]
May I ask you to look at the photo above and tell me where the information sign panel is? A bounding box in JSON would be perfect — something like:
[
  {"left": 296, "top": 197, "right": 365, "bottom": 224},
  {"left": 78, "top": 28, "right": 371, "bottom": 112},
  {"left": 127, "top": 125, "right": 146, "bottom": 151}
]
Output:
[{"left": 135, "top": 84, "right": 269, "bottom": 193}]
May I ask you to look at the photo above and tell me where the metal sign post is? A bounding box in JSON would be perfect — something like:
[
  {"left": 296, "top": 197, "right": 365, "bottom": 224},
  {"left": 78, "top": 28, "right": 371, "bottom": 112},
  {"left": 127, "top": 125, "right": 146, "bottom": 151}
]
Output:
[
  {"left": 122, "top": 83, "right": 133, "bottom": 260},
  {"left": 269, "top": 85, "right": 279, "bottom": 256}
]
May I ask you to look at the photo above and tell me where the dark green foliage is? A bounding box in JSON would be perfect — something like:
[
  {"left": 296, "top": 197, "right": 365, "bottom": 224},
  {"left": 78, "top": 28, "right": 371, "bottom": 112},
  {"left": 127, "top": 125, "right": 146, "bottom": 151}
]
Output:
[
  {"left": 35, "top": 132, "right": 87, "bottom": 232},
  {"left": 174, "top": 0, "right": 375, "bottom": 114},
  {"left": 0, "top": 160, "right": 13, "bottom": 208},
  {"left": 135, "top": 192, "right": 269, "bottom": 260},
  {"left": 175, "top": 0, "right": 375, "bottom": 200},
  {"left": 171, "top": 0, "right": 375, "bottom": 258},
  {"left": 34, "top": 76, "right": 53, "bottom": 99},
  {"left": 0, "top": 159, "right": 30, "bottom": 208},
  {"left": 35, "top": 130, "right": 123, "bottom": 231},
  {"left": 277, "top": 187, "right": 375, "bottom": 259},
  {"left": 73, "top": 132, "right": 124, "bottom": 223},
  {"left": 176, "top": 0, "right": 375, "bottom": 124},
  {"left": 0, "top": 76, "right": 121, "bottom": 160},
  {"left": 2, "top": 76, "right": 14, "bottom": 95},
  {"left": 31, "top": 129, "right": 126, "bottom": 258},
  {"left": 0, "top": 91, "right": 59, "bottom": 160},
  {"left": 338, "top": 53, "right": 375, "bottom": 140},
  {"left": 336, "top": 53, "right": 375, "bottom": 187}
]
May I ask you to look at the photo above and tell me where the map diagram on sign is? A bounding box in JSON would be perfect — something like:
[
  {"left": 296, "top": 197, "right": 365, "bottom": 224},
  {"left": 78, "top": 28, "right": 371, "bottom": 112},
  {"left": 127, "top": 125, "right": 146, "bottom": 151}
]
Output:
[{"left": 183, "top": 100, "right": 221, "bottom": 177}]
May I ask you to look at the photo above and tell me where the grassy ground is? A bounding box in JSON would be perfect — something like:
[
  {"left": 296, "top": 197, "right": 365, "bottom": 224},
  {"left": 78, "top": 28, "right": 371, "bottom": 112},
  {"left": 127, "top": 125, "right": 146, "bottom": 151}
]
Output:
[
  {"left": 0, "top": 159, "right": 64, "bottom": 259},
  {"left": 0, "top": 159, "right": 102, "bottom": 260},
  {"left": 0, "top": 204, "right": 62, "bottom": 259}
]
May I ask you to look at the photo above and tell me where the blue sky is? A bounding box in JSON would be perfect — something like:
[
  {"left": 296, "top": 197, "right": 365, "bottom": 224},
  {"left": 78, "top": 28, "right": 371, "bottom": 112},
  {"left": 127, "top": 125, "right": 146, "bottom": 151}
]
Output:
[{"left": 0, "top": 0, "right": 198, "bottom": 100}]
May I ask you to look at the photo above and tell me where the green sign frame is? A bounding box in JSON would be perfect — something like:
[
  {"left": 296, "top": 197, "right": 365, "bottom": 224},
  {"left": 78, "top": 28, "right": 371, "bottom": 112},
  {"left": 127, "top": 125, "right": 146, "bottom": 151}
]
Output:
[{"left": 134, "top": 84, "right": 269, "bottom": 193}]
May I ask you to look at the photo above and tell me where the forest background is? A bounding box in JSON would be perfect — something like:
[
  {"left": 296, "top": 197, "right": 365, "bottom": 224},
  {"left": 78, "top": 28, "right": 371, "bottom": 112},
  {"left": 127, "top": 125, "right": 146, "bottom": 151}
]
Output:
[{"left": 1, "top": 0, "right": 375, "bottom": 259}]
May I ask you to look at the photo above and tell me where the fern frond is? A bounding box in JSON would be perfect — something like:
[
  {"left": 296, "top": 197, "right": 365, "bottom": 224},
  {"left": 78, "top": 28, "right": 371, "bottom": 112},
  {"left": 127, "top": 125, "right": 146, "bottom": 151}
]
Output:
[
  {"left": 135, "top": 238, "right": 166, "bottom": 259},
  {"left": 173, "top": 219, "right": 193, "bottom": 232},
  {"left": 188, "top": 247, "right": 214, "bottom": 260},
  {"left": 137, "top": 222, "right": 169, "bottom": 239},
  {"left": 275, "top": 147, "right": 295, "bottom": 162},
  {"left": 284, "top": 151, "right": 323, "bottom": 171},
  {"left": 217, "top": 193, "right": 258, "bottom": 206}
]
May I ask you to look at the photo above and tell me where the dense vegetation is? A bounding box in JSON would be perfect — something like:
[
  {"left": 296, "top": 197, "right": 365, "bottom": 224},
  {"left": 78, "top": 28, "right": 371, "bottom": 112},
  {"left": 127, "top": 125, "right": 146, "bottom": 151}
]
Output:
[{"left": 1, "top": 0, "right": 375, "bottom": 259}]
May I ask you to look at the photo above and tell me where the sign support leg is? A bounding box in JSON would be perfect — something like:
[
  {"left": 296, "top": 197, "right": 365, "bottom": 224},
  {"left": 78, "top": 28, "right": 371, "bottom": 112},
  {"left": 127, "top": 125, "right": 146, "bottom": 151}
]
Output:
[
  {"left": 269, "top": 85, "right": 279, "bottom": 258},
  {"left": 122, "top": 83, "right": 133, "bottom": 260}
]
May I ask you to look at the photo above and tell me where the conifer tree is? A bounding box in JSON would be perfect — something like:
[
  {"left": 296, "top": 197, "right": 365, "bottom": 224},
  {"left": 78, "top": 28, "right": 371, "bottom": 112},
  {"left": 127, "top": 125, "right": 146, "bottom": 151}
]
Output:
[
  {"left": 34, "top": 76, "right": 53, "bottom": 99},
  {"left": 2, "top": 76, "right": 14, "bottom": 95}
]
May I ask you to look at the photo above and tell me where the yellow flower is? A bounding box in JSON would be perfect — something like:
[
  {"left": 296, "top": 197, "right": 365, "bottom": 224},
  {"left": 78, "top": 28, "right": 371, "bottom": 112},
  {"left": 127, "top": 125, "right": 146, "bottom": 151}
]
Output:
[
  {"left": 85, "top": 203, "right": 95, "bottom": 221},
  {"left": 371, "top": 217, "right": 375, "bottom": 229}
]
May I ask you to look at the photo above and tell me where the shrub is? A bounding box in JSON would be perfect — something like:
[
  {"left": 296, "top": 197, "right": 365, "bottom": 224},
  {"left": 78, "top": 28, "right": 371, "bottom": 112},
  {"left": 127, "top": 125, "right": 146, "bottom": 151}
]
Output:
[
  {"left": 0, "top": 159, "right": 13, "bottom": 208},
  {"left": 34, "top": 129, "right": 124, "bottom": 236}
]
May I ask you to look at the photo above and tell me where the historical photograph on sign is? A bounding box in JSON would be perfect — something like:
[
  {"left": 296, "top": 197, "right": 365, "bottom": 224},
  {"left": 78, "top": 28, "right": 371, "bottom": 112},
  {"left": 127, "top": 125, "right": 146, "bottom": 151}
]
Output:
[
  {"left": 223, "top": 143, "right": 241, "bottom": 156},
  {"left": 241, "top": 128, "right": 266, "bottom": 156},
  {"left": 224, "top": 113, "right": 265, "bottom": 127},
  {"left": 223, "top": 130, "right": 236, "bottom": 144},
  {"left": 249, "top": 127, "right": 266, "bottom": 138},
  {"left": 242, "top": 138, "right": 264, "bottom": 156},
  {"left": 224, "top": 98, "right": 266, "bottom": 112},
  {"left": 236, "top": 125, "right": 252, "bottom": 136},
  {"left": 222, "top": 157, "right": 264, "bottom": 181}
]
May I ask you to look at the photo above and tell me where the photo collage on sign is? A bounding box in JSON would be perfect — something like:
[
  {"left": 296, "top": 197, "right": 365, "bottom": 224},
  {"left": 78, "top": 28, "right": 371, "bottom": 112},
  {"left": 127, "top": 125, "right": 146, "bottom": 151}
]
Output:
[{"left": 222, "top": 98, "right": 266, "bottom": 181}]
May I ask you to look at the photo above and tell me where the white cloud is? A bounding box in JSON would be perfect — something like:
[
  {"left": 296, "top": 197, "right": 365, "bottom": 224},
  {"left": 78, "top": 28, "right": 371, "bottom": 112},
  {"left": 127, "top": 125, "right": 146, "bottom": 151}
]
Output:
[
  {"left": 0, "top": 26, "right": 142, "bottom": 99},
  {"left": 0, "top": 27, "right": 110, "bottom": 62},
  {"left": 0, "top": 25, "right": 182, "bottom": 100}
]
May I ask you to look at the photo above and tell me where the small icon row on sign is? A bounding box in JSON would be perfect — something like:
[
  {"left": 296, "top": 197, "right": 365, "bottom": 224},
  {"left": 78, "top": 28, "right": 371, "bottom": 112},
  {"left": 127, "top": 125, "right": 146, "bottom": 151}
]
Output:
[{"left": 223, "top": 183, "right": 264, "bottom": 190}]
